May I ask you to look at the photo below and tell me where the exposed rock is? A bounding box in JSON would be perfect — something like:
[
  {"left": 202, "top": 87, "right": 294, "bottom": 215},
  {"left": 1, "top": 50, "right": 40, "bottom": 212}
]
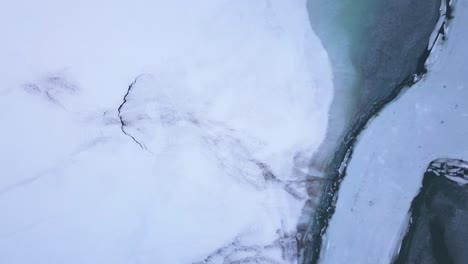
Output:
[{"left": 394, "top": 159, "right": 468, "bottom": 264}]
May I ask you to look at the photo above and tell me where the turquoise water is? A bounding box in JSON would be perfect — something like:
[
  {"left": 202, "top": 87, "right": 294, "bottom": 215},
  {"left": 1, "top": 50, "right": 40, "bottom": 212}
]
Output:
[
  {"left": 305, "top": 0, "right": 379, "bottom": 172},
  {"left": 307, "top": 0, "right": 378, "bottom": 79}
]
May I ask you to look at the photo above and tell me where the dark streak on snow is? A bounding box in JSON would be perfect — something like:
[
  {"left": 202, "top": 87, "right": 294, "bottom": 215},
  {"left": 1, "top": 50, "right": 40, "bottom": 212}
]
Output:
[
  {"left": 117, "top": 76, "right": 148, "bottom": 150},
  {"left": 254, "top": 160, "right": 326, "bottom": 201},
  {"left": 195, "top": 232, "right": 297, "bottom": 264},
  {"left": 0, "top": 175, "right": 43, "bottom": 197},
  {"left": 301, "top": 1, "right": 455, "bottom": 263}
]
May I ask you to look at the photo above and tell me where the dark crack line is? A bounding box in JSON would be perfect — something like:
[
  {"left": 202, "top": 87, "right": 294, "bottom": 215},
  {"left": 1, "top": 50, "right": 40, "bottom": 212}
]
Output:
[{"left": 117, "top": 76, "right": 148, "bottom": 151}]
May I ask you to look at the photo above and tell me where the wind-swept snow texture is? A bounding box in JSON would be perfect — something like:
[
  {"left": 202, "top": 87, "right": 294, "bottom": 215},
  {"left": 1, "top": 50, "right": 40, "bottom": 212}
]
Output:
[
  {"left": 0, "top": 1, "right": 333, "bottom": 264},
  {"left": 319, "top": 1, "right": 468, "bottom": 263}
]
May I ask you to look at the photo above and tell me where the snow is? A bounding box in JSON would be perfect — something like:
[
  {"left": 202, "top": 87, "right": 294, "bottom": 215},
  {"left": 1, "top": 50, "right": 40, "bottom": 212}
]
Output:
[
  {"left": 319, "top": 1, "right": 468, "bottom": 263},
  {"left": 0, "top": 1, "right": 333, "bottom": 263}
]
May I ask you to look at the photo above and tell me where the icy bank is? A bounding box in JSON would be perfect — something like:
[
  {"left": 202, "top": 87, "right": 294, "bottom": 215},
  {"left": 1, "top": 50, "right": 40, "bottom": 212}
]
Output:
[
  {"left": 318, "top": 1, "right": 468, "bottom": 263},
  {"left": 0, "top": 0, "right": 333, "bottom": 263},
  {"left": 301, "top": 0, "right": 443, "bottom": 262}
]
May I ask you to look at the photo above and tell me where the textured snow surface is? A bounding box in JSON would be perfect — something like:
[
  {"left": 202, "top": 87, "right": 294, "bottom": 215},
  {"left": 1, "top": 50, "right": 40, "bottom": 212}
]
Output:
[
  {"left": 0, "top": 1, "right": 333, "bottom": 263},
  {"left": 319, "top": 1, "right": 468, "bottom": 264}
]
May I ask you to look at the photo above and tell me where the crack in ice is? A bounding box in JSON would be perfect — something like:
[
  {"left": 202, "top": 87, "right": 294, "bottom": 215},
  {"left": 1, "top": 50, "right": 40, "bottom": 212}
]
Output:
[{"left": 117, "top": 76, "right": 148, "bottom": 151}]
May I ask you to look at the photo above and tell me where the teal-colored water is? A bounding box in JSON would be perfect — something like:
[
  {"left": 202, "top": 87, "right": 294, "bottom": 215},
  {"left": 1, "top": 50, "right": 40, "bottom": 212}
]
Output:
[
  {"left": 305, "top": 0, "right": 379, "bottom": 172},
  {"left": 307, "top": 0, "right": 379, "bottom": 116}
]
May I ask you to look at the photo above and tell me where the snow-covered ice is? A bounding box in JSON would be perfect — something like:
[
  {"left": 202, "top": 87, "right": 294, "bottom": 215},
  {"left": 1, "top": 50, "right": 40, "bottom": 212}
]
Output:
[{"left": 0, "top": 0, "right": 333, "bottom": 263}]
